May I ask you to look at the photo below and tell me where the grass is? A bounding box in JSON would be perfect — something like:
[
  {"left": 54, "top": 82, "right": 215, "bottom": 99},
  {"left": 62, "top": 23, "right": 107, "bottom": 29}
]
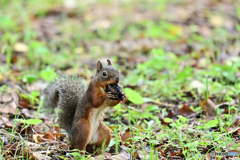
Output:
[{"left": 1, "top": 0, "right": 240, "bottom": 159}]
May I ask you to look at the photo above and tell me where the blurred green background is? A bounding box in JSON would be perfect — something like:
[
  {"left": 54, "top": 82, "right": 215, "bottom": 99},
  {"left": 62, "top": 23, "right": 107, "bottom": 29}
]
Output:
[{"left": 0, "top": 0, "right": 240, "bottom": 101}]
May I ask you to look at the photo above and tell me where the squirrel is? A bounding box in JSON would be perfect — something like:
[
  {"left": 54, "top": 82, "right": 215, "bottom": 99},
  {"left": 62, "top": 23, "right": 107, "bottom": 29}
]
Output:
[{"left": 43, "top": 59, "right": 126, "bottom": 153}]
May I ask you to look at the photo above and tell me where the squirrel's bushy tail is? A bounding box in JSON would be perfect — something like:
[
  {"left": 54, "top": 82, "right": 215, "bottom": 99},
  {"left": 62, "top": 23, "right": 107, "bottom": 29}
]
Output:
[{"left": 43, "top": 72, "right": 87, "bottom": 134}]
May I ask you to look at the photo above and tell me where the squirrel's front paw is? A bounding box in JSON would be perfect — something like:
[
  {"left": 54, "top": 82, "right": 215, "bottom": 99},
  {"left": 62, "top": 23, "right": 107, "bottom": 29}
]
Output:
[
  {"left": 121, "top": 93, "right": 127, "bottom": 101},
  {"left": 106, "top": 92, "right": 119, "bottom": 100}
]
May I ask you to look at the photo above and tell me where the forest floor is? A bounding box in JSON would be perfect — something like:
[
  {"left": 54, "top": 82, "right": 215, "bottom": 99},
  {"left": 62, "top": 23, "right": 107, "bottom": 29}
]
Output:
[{"left": 1, "top": 0, "right": 240, "bottom": 159}]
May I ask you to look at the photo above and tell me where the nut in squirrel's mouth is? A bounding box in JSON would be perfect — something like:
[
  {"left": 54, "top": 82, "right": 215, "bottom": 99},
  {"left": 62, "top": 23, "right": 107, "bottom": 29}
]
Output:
[
  {"left": 105, "top": 83, "right": 123, "bottom": 100},
  {"left": 104, "top": 82, "right": 115, "bottom": 90},
  {"left": 103, "top": 78, "right": 119, "bottom": 90}
]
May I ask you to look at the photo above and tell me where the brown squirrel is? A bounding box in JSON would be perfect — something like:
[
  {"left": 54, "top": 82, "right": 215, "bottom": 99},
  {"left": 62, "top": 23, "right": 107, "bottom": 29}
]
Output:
[{"left": 43, "top": 59, "right": 126, "bottom": 153}]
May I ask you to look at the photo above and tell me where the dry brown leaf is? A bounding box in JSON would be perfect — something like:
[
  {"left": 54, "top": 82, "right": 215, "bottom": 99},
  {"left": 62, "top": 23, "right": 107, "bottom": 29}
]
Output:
[
  {"left": 18, "top": 97, "right": 31, "bottom": 108},
  {"left": 0, "top": 116, "right": 13, "bottom": 128},
  {"left": 157, "top": 147, "right": 166, "bottom": 156},
  {"left": 111, "top": 153, "right": 129, "bottom": 160},
  {"left": 53, "top": 126, "right": 61, "bottom": 134},
  {"left": 121, "top": 128, "right": 133, "bottom": 147},
  {"left": 32, "top": 152, "right": 51, "bottom": 160},
  {"left": 43, "top": 126, "right": 65, "bottom": 141},
  {"left": 0, "top": 100, "right": 17, "bottom": 114},
  {"left": 160, "top": 118, "right": 171, "bottom": 127},
  {"left": 201, "top": 98, "right": 216, "bottom": 116},
  {"left": 0, "top": 95, "right": 17, "bottom": 114},
  {"left": 109, "top": 125, "right": 119, "bottom": 131},
  {"left": 223, "top": 107, "right": 236, "bottom": 114},
  {"left": 233, "top": 116, "right": 240, "bottom": 127},
  {"left": 33, "top": 134, "right": 45, "bottom": 143},
  {"left": 2, "top": 144, "right": 17, "bottom": 156},
  {"left": 43, "top": 131, "right": 58, "bottom": 140},
  {"left": 167, "top": 110, "right": 175, "bottom": 118},
  {"left": 178, "top": 104, "right": 195, "bottom": 117},
  {"left": 132, "top": 151, "right": 140, "bottom": 159},
  {"left": 37, "top": 136, "right": 47, "bottom": 143}
]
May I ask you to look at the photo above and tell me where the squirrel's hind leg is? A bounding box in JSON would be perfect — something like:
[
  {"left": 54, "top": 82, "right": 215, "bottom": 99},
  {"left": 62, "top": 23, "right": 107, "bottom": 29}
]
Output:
[
  {"left": 94, "top": 122, "right": 111, "bottom": 148},
  {"left": 71, "top": 118, "right": 91, "bottom": 153}
]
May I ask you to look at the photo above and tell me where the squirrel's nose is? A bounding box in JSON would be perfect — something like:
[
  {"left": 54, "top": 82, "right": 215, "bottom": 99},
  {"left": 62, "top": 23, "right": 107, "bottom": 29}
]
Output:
[{"left": 115, "top": 77, "right": 119, "bottom": 83}]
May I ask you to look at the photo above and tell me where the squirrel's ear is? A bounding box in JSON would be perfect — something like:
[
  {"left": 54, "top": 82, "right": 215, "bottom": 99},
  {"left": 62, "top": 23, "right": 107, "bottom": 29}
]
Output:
[
  {"left": 107, "top": 59, "right": 112, "bottom": 65},
  {"left": 96, "top": 61, "right": 103, "bottom": 73}
]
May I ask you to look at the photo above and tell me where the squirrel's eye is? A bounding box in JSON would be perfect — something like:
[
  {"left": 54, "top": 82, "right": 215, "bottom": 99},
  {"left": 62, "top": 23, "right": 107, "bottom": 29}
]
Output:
[{"left": 102, "top": 71, "right": 107, "bottom": 77}]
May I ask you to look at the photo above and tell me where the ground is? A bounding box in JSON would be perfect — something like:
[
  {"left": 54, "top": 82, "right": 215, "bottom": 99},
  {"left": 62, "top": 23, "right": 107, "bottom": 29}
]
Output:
[{"left": 0, "top": 0, "right": 240, "bottom": 159}]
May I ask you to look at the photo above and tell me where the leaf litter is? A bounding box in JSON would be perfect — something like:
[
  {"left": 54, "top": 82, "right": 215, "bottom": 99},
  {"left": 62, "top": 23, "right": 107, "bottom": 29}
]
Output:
[{"left": 1, "top": 0, "right": 240, "bottom": 159}]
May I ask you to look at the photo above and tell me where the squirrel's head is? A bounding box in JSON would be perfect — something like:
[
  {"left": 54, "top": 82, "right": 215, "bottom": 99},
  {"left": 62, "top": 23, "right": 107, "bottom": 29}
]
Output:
[{"left": 94, "top": 59, "right": 120, "bottom": 88}]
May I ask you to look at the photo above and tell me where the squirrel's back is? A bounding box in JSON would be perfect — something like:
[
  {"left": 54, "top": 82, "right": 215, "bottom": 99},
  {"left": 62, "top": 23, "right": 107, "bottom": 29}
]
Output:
[{"left": 43, "top": 72, "right": 87, "bottom": 134}]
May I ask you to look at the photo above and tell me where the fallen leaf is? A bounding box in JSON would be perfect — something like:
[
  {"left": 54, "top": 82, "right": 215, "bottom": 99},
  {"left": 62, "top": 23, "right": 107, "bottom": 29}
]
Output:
[
  {"left": 233, "top": 116, "right": 240, "bottom": 127},
  {"left": 157, "top": 147, "right": 166, "bottom": 156},
  {"left": 2, "top": 144, "right": 17, "bottom": 156},
  {"left": 167, "top": 110, "right": 175, "bottom": 118},
  {"left": 18, "top": 97, "right": 31, "bottom": 108},
  {"left": 160, "top": 118, "right": 172, "bottom": 127},
  {"left": 0, "top": 116, "right": 13, "bottom": 128},
  {"left": 201, "top": 99, "right": 216, "bottom": 116},
  {"left": 0, "top": 100, "right": 17, "bottom": 114},
  {"left": 43, "top": 131, "right": 58, "bottom": 140},
  {"left": 32, "top": 152, "right": 51, "bottom": 160},
  {"left": 223, "top": 107, "right": 236, "bottom": 114},
  {"left": 121, "top": 128, "right": 133, "bottom": 147},
  {"left": 226, "top": 126, "right": 240, "bottom": 135},
  {"left": 179, "top": 104, "right": 195, "bottom": 117},
  {"left": 33, "top": 133, "right": 45, "bottom": 143},
  {"left": 0, "top": 95, "right": 17, "bottom": 114},
  {"left": 111, "top": 153, "right": 129, "bottom": 160}
]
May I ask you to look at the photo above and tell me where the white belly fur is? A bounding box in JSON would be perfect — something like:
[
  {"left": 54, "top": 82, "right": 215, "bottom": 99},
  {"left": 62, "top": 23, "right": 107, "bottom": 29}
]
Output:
[{"left": 88, "top": 87, "right": 108, "bottom": 144}]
